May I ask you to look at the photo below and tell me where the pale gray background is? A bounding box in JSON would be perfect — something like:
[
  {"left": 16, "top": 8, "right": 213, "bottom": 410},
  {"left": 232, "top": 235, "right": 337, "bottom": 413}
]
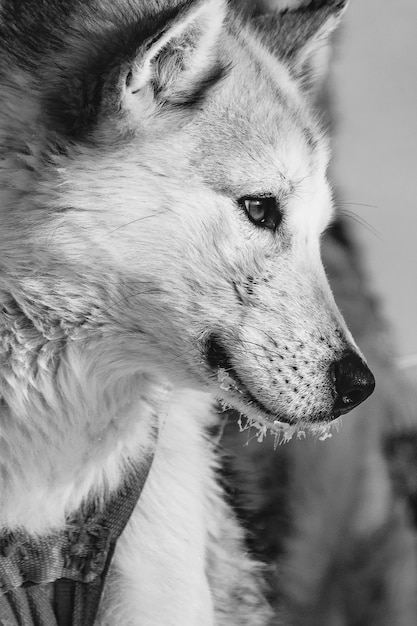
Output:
[{"left": 330, "top": 0, "right": 417, "bottom": 365}]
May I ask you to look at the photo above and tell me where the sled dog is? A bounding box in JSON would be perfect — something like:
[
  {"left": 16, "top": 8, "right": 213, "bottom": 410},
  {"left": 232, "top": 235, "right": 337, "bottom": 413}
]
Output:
[{"left": 0, "top": 0, "right": 374, "bottom": 623}]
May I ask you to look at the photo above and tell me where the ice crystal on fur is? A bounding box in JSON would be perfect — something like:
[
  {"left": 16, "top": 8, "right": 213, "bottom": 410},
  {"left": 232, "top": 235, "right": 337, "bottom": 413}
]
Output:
[
  {"left": 218, "top": 372, "right": 337, "bottom": 445},
  {"left": 217, "top": 368, "right": 240, "bottom": 392},
  {"left": 235, "top": 411, "right": 337, "bottom": 447}
]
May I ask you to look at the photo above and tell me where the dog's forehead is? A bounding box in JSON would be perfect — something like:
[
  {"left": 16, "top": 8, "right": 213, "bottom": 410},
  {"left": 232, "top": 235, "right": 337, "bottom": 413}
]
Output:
[{"left": 191, "top": 30, "right": 328, "bottom": 196}]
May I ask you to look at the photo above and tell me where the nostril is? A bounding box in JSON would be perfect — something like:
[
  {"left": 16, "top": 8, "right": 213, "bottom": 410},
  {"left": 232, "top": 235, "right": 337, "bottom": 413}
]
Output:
[
  {"left": 331, "top": 352, "right": 375, "bottom": 416},
  {"left": 342, "top": 388, "right": 366, "bottom": 407}
]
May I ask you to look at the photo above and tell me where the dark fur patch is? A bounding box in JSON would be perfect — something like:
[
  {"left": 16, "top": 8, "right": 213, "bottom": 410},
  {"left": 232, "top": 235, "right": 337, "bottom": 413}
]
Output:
[
  {"left": 0, "top": 1, "right": 227, "bottom": 140},
  {"left": 162, "top": 61, "right": 230, "bottom": 110},
  {"left": 43, "top": 6, "right": 188, "bottom": 139}
]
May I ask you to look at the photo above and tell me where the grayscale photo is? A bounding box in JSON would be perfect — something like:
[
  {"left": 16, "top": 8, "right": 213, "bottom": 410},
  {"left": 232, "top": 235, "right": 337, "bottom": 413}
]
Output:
[{"left": 0, "top": 0, "right": 415, "bottom": 624}]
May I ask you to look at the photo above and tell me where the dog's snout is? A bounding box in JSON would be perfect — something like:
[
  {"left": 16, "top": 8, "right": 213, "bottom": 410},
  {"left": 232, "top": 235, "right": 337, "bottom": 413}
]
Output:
[{"left": 331, "top": 352, "right": 375, "bottom": 416}]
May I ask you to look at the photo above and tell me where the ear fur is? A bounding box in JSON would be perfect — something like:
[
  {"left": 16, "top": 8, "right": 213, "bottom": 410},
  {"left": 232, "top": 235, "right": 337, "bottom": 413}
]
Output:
[
  {"left": 252, "top": 0, "right": 348, "bottom": 90},
  {"left": 123, "top": 0, "right": 227, "bottom": 113}
]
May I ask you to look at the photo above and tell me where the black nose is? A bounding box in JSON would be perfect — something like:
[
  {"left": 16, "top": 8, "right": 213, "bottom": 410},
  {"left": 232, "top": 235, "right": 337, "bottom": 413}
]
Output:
[{"left": 331, "top": 352, "right": 375, "bottom": 416}]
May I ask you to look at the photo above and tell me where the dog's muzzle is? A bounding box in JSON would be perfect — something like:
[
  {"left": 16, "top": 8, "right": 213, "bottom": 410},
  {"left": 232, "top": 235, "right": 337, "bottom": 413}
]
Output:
[{"left": 205, "top": 333, "right": 375, "bottom": 423}]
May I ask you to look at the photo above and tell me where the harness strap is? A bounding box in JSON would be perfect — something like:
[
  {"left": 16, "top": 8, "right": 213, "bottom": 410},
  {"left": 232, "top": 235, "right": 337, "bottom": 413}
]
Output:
[
  {"left": 0, "top": 585, "right": 57, "bottom": 625},
  {"left": 54, "top": 577, "right": 105, "bottom": 626},
  {"left": 0, "top": 437, "right": 157, "bottom": 626}
]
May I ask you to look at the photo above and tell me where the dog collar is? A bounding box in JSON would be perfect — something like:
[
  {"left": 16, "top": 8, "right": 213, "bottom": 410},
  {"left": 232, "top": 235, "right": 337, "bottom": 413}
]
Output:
[{"left": 0, "top": 440, "right": 157, "bottom": 626}]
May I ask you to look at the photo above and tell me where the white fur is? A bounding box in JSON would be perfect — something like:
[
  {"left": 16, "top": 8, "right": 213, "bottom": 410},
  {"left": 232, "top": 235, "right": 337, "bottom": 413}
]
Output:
[{"left": 98, "top": 390, "right": 218, "bottom": 625}]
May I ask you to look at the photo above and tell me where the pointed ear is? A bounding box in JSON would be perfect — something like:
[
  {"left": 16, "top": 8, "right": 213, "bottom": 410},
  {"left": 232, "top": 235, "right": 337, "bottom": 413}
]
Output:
[
  {"left": 122, "top": 0, "right": 227, "bottom": 114},
  {"left": 252, "top": 0, "right": 348, "bottom": 90}
]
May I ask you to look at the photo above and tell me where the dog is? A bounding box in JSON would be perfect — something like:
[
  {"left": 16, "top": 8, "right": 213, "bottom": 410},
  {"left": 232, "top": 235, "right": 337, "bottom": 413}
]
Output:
[{"left": 0, "top": 0, "right": 375, "bottom": 623}]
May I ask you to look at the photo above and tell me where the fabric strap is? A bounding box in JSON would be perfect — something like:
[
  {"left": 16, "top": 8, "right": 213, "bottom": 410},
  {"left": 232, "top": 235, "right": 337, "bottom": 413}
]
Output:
[{"left": 0, "top": 440, "right": 157, "bottom": 626}]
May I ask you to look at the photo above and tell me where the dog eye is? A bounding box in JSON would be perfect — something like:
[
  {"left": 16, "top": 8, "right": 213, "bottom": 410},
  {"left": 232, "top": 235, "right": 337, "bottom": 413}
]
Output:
[{"left": 239, "top": 196, "right": 282, "bottom": 231}]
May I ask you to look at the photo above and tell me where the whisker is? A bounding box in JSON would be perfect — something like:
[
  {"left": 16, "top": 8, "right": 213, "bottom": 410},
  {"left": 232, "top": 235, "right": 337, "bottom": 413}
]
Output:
[
  {"left": 336, "top": 207, "right": 382, "bottom": 240},
  {"left": 338, "top": 201, "right": 378, "bottom": 209},
  {"left": 103, "top": 210, "right": 168, "bottom": 237},
  {"left": 106, "top": 287, "right": 164, "bottom": 314},
  {"left": 239, "top": 323, "right": 284, "bottom": 350},
  {"left": 164, "top": 346, "right": 200, "bottom": 367}
]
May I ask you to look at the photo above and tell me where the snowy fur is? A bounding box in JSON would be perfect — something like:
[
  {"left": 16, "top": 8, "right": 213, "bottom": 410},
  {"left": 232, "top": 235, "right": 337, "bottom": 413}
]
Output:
[{"left": 0, "top": 0, "right": 368, "bottom": 623}]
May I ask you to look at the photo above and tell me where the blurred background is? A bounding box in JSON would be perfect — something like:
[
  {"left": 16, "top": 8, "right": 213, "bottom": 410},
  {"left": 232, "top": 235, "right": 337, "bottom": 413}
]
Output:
[{"left": 330, "top": 0, "right": 417, "bottom": 370}]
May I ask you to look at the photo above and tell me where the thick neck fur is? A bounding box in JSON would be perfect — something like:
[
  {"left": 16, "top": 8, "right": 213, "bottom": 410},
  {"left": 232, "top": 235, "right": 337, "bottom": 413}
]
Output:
[{"left": 0, "top": 290, "right": 162, "bottom": 534}]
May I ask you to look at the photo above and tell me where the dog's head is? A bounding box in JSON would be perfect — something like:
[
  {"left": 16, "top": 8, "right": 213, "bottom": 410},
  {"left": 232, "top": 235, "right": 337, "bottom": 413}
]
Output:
[{"left": 0, "top": 0, "right": 374, "bottom": 434}]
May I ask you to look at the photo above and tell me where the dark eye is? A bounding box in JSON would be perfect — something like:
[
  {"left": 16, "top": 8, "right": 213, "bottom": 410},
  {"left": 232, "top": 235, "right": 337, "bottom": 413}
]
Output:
[{"left": 239, "top": 196, "right": 282, "bottom": 231}]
